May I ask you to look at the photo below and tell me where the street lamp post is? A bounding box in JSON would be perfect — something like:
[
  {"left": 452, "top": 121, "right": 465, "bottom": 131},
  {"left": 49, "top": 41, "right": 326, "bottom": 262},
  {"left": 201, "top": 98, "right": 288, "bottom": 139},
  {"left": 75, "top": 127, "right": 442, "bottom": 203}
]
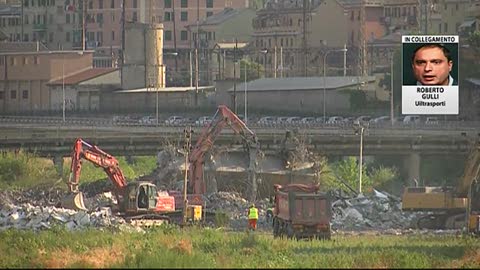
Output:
[
  {"left": 353, "top": 121, "right": 366, "bottom": 193},
  {"left": 323, "top": 48, "right": 347, "bottom": 123},
  {"left": 62, "top": 53, "right": 65, "bottom": 123},
  {"left": 390, "top": 54, "right": 394, "bottom": 126},
  {"left": 260, "top": 49, "right": 268, "bottom": 78},
  {"left": 244, "top": 59, "right": 247, "bottom": 124}
]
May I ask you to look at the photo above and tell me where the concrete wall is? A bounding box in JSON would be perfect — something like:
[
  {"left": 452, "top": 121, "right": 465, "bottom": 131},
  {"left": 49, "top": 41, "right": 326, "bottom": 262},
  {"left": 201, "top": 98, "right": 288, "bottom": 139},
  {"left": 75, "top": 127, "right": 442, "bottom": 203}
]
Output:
[{"left": 215, "top": 89, "right": 351, "bottom": 114}]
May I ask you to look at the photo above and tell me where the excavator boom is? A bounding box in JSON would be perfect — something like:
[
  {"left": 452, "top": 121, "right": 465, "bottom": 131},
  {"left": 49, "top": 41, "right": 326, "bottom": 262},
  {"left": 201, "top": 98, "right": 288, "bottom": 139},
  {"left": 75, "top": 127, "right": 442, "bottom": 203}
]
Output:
[
  {"left": 64, "top": 138, "right": 128, "bottom": 211},
  {"left": 188, "top": 105, "right": 258, "bottom": 202}
]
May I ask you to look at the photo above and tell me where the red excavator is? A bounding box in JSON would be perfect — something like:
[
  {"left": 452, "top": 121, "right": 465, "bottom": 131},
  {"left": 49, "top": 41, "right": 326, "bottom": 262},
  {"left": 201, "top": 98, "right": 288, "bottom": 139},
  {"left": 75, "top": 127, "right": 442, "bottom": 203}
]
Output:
[
  {"left": 62, "top": 138, "right": 176, "bottom": 225},
  {"left": 169, "top": 105, "right": 259, "bottom": 210}
]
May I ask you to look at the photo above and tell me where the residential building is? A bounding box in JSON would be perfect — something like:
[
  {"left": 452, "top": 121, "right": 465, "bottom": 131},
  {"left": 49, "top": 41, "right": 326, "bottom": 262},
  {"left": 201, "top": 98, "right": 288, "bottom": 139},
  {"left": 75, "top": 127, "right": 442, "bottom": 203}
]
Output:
[
  {"left": 427, "top": 0, "right": 469, "bottom": 35},
  {"left": 251, "top": 0, "right": 348, "bottom": 78},
  {"left": 186, "top": 7, "right": 256, "bottom": 83},
  {"left": 0, "top": 45, "right": 94, "bottom": 113},
  {"left": 382, "top": 0, "right": 418, "bottom": 34},
  {"left": 1, "top": 0, "right": 249, "bottom": 78}
]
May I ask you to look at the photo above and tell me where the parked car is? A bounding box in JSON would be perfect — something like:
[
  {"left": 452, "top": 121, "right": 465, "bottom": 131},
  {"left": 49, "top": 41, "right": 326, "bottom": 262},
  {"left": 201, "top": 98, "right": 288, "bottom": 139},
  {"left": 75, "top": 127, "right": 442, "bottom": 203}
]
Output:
[
  {"left": 327, "top": 116, "right": 344, "bottom": 124},
  {"left": 165, "top": 115, "right": 186, "bottom": 125},
  {"left": 276, "top": 116, "right": 289, "bottom": 124},
  {"left": 316, "top": 116, "right": 329, "bottom": 124},
  {"left": 300, "top": 117, "right": 316, "bottom": 125},
  {"left": 139, "top": 115, "right": 156, "bottom": 125},
  {"left": 286, "top": 116, "right": 302, "bottom": 124},
  {"left": 371, "top": 115, "right": 390, "bottom": 124},
  {"left": 195, "top": 116, "right": 212, "bottom": 126},
  {"left": 356, "top": 115, "right": 372, "bottom": 124},
  {"left": 342, "top": 116, "right": 356, "bottom": 124},
  {"left": 403, "top": 115, "right": 421, "bottom": 124},
  {"left": 425, "top": 116, "right": 440, "bottom": 125},
  {"left": 257, "top": 116, "right": 276, "bottom": 125}
]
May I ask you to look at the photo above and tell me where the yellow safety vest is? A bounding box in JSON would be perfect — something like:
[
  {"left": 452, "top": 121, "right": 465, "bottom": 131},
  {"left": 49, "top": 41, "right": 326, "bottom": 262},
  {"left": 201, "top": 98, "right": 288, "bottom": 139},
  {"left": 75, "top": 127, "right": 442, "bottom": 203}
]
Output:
[{"left": 249, "top": 207, "right": 258, "bottom": 219}]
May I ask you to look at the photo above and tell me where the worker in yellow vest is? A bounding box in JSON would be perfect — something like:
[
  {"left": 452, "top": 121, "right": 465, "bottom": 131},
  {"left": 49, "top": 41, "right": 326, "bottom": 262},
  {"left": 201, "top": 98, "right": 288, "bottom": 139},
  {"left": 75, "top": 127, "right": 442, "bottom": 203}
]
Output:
[{"left": 248, "top": 203, "right": 259, "bottom": 231}]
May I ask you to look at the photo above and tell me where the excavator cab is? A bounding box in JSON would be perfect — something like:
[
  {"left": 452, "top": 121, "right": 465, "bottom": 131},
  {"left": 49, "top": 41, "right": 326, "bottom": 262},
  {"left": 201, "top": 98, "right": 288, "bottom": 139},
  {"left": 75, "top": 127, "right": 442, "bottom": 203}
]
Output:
[{"left": 124, "top": 182, "right": 158, "bottom": 212}]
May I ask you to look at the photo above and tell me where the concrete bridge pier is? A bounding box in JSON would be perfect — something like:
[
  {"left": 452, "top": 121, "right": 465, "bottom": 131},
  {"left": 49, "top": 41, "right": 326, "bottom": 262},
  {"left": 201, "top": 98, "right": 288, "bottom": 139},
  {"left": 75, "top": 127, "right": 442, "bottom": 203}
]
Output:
[
  {"left": 53, "top": 155, "right": 64, "bottom": 179},
  {"left": 403, "top": 153, "right": 421, "bottom": 187}
]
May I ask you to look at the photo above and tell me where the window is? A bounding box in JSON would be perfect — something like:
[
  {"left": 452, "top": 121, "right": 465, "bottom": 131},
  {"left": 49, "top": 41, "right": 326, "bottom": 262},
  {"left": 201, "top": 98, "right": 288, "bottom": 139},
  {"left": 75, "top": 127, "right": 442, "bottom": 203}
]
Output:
[
  {"left": 111, "top": 0, "right": 114, "bottom": 8},
  {"left": 22, "top": 90, "right": 28, "bottom": 99},
  {"left": 164, "top": 0, "right": 171, "bottom": 8},
  {"left": 24, "top": 15, "right": 29, "bottom": 24},
  {"left": 97, "top": 31, "right": 103, "bottom": 43},
  {"left": 97, "top": 13, "right": 104, "bottom": 24},
  {"left": 206, "top": 0, "right": 213, "bottom": 8},
  {"left": 111, "top": 31, "right": 115, "bottom": 41},
  {"left": 24, "top": 0, "right": 28, "bottom": 7},
  {"left": 88, "top": 0, "right": 93, "bottom": 9},
  {"left": 181, "top": 0, "right": 187, "bottom": 8},
  {"left": 0, "top": 92, "right": 3, "bottom": 100},
  {"left": 66, "top": 14, "right": 70, "bottom": 24},
  {"left": 181, "top": 11, "right": 188, "bottom": 21},
  {"left": 111, "top": 14, "right": 115, "bottom": 22},
  {"left": 133, "top": 12, "right": 137, "bottom": 22},
  {"left": 49, "top": 32, "right": 53, "bottom": 42},
  {"left": 164, "top": 12, "right": 171, "bottom": 21},
  {"left": 22, "top": 57, "right": 27, "bottom": 65},
  {"left": 438, "top": 23, "right": 442, "bottom": 33},
  {"left": 9, "top": 57, "right": 15, "bottom": 66},
  {"left": 98, "top": 0, "right": 103, "bottom": 8},
  {"left": 10, "top": 90, "right": 16, "bottom": 99},
  {"left": 180, "top": 30, "right": 188, "bottom": 40},
  {"left": 133, "top": 0, "right": 137, "bottom": 8},
  {"left": 66, "top": 32, "right": 70, "bottom": 41},
  {"left": 49, "top": 14, "right": 53, "bottom": 24},
  {"left": 23, "top": 34, "right": 28, "bottom": 41},
  {"left": 34, "top": 56, "right": 38, "bottom": 64},
  {"left": 206, "top": 11, "right": 213, "bottom": 17},
  {"left": 164, "top": 30, "right": 172, "bottom": 41},
  {"left": 207, "top": 32, "right": 212, "bottom": 40},
  {"left": 444, "top": 22, "right": 448, "bottom": 33}
]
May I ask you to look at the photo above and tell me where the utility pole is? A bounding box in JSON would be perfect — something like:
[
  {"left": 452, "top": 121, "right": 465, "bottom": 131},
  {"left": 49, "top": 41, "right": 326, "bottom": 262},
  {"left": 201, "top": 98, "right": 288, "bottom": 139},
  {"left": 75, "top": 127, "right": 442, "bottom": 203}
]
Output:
[
  {"left": 233, "top": 38, "right": 238, "bottom": 114},
  {"left": 302, "top": 0, "right": 307, "bottom": 77},
  {"left": 172, "top": 0, "right": 178, "bottom": 72},
  {"left": 120, "top": 0, "right": 126, "bottom": 88},
  {"left": 82, "top": 0, "right": 87, "bottom": 51},
  {"left": 21, "top": 0, "right": 24, "bottom": 41},
  {"left": 183, "top": 126, "right": 193, "bottom": 225},
  {"left": 195, "top": 0, "right": 199, "bottom": 106}
]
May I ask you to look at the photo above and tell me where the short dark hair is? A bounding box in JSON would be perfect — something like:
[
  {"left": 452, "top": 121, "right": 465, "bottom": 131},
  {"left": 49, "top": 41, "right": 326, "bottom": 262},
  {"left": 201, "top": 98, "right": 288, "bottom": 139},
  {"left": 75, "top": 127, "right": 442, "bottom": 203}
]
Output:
[{"left": 411, "top": 43, "right": 452, "bottom": 62}]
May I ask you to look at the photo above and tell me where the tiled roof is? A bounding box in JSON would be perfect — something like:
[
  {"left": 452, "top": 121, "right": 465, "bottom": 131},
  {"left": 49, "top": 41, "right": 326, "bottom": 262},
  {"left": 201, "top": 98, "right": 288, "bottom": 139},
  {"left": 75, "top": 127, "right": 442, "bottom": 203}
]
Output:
[
  {"left": 48, "top": 68, "right": 118, "bottom": 85},
  {"left": 228, "top": 76, "right": 376, "bottom": 92}
]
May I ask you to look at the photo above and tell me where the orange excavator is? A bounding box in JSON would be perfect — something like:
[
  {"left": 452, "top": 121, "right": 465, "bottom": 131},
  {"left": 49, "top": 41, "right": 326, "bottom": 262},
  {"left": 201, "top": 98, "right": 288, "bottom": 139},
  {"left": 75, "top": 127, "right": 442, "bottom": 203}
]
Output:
[
  {"left": 62, "top": 138, "right": 176, "bottom": 225},
  {"left": 169, "top": 105, "right": 259, "bottom": 212}
]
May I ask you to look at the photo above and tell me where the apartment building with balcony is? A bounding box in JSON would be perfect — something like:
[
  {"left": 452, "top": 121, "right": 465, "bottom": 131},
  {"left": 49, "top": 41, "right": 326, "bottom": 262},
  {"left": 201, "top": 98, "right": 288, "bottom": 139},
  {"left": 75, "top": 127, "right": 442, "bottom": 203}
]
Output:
[
  {"left": 1, "top": 0, "right": 249, "bottom": 74},
  {"left": 427, "top": 0, "right": 469, "bottom": 35},
  {"left": 382, "top": 0, "right": 418, "bottom": 34}
]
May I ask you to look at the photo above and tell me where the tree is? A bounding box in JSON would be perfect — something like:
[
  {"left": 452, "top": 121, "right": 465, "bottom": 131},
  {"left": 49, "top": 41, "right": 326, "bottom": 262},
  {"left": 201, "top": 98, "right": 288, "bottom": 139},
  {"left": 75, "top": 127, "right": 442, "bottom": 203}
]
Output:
[{"left": 240, "top": 59, "right": 262, "bottom": 81}]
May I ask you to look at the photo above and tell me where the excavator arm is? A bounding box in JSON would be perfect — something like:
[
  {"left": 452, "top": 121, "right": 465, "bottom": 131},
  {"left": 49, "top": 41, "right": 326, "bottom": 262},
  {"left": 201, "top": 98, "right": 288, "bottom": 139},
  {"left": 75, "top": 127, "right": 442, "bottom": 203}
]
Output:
[
  {"left": 455, "top": 141, "right": 480, "bottom": 196},
  {"left": 68, "top": 138, "right": 128, "bottom": 194},
  {"left": 188, "top": 105, "right": 259, "bottom": 200}
]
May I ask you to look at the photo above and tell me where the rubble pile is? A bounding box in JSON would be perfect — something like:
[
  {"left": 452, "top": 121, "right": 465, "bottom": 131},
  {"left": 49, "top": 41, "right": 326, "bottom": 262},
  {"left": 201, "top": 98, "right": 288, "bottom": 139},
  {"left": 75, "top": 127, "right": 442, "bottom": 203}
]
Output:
[
  {"left": 0, "top": 202, "right": 141, "bottom": 232},
  {"left": 331, "top": 189, "right": 419, "bottom": 231},
  {"left": 0, "top": 187, "right": 438, "bottom": 234}
]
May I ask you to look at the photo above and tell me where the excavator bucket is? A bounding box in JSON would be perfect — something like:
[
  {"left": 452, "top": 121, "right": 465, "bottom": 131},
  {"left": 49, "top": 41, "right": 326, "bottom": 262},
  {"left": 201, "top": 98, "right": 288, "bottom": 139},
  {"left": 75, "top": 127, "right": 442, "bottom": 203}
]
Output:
[{"left": 61, "top": 192, "right": 88, "bottom": 211}]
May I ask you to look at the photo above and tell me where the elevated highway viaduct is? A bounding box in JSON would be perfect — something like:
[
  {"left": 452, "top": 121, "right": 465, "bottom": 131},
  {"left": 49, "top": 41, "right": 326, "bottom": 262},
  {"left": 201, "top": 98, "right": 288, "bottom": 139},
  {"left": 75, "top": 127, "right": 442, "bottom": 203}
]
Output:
[{"left": 0, "top": 121, "right": 479, "bottom": 183}]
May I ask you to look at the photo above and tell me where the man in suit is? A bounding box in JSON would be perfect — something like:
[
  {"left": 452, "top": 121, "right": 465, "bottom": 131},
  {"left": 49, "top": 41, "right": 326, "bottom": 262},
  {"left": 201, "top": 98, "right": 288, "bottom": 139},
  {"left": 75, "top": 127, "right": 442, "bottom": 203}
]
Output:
[{"left": 411, "top": 43, "right": 457, "bottom": 86}]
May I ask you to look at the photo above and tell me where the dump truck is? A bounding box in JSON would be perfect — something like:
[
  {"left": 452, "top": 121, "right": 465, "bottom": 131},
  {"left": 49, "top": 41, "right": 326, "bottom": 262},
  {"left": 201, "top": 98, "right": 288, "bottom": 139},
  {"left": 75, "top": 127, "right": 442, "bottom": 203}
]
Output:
[{"left": 272, "top": 183, "right": 332, "bottom": 240}]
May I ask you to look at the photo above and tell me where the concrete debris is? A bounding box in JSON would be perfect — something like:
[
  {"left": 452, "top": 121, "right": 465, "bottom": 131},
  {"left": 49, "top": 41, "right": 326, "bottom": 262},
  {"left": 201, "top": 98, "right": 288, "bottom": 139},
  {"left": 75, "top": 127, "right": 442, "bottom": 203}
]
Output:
[
  {"left": 0, "top": 187, "right": 456, "bottom": 235},
  {"left": 0, "top": 202, "right": 133, "bottom": 232}
]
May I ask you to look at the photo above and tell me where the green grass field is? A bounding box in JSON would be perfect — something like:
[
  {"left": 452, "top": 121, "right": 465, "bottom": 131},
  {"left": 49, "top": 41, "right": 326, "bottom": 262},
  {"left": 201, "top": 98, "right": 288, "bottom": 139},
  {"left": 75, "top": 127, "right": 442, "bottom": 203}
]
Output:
[{"left": 0, "top": 226, "right": 479, "bottom": 268}]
